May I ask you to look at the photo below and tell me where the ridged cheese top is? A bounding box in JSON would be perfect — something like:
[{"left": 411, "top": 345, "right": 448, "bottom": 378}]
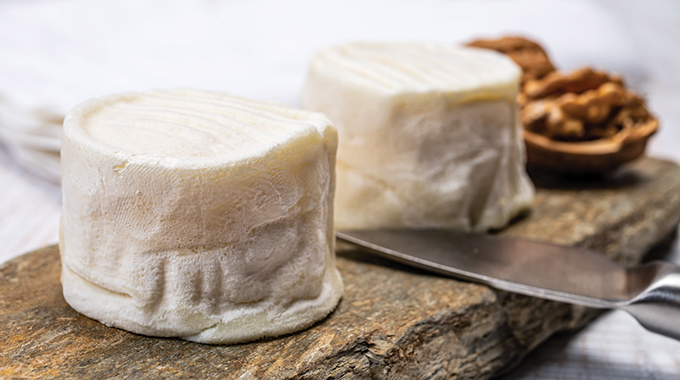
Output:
[
  {"left": 73, "top": 89, "right": 332, "bottom": 162},
  {"left": 309, "top": 42, "right": 521, "bottom": 99}
]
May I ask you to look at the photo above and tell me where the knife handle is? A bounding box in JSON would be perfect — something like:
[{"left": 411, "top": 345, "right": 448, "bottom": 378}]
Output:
[{"left": 621, "top": 261, "right": 680, "bottom": 341}]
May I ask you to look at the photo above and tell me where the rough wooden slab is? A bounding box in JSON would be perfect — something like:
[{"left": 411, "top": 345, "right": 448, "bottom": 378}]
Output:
[{"left": 2, "top": 157, "right": 680, "bottom": 379}]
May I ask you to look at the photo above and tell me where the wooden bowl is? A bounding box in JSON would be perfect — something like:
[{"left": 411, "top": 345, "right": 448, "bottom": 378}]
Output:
[{"left": 523, "top": 118, "right": 659, "bottom": 174}]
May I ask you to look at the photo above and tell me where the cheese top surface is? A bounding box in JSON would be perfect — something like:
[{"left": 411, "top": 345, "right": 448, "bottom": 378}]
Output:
[
  {"left": 76, "top": 89, "right": 331, "bottom": 163},
  {"left": 309, "top": 42, "right": 521, "bottom": 98}
]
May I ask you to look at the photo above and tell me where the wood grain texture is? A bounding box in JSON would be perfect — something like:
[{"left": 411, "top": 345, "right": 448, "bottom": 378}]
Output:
[{"left": 2, "top": 157, "right": 680, "bottom": 379}]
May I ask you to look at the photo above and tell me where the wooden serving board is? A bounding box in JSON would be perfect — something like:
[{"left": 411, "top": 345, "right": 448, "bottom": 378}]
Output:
[{"left": 2, "top": 157, "right": 680, "bottom": 379}]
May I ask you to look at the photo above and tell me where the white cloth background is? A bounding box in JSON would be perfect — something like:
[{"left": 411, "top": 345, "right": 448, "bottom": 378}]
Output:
[
  {"left": 0, "top": 0, "right": 669, "bottom": 181},
  {"left": 1, "top": 0, "right": 679, "bottom": 378}
]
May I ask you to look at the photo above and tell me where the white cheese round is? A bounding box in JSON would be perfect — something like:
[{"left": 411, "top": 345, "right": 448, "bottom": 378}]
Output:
[
  {"left": 302, "top": 42, "right": 534, "bottom": 231},
  {"left": 59, "top": 89, "right": 343, "bottom": 344}
]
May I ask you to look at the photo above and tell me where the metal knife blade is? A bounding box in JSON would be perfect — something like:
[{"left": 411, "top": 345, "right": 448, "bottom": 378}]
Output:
[
  {"left": 336, "top": 229, "right": 680, "bottom": 340},
  {"left": 336, "top": 229, "right": 630, "bottom": 308}
]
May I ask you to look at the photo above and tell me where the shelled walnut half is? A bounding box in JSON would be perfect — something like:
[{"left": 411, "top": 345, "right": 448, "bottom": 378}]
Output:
[
  {"left": 467, "top": 36, "right": 658, "bottom": 173},
  {"left": 467, "top": 36, "right": 556, "bottom": 84}
]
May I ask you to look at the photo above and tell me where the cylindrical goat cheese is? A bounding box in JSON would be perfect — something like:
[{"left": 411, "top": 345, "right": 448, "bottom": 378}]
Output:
[
  {"left": 302, "top": 42, "right": 534, "bottom": 231},
  {"left": 59, "top": 89, "right": 343, "bottom": 344}
]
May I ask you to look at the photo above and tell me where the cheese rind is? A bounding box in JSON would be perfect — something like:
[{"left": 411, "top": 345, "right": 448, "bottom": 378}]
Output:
[
  {"left": 302, "top": 43, "right": 534, "bottom": 231},
  {"left": 59, "top": 90, "right": 343, "bottom": 344}
]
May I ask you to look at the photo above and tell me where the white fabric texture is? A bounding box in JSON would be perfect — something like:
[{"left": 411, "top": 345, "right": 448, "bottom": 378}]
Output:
[{"left": 0, "top": 0, "right": 648, "bottom": 181}]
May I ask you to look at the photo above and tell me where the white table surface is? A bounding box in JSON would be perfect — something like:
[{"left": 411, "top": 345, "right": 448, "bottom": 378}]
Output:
[{"left": 1, "top": 0, "right": 679, "bottom": 378}]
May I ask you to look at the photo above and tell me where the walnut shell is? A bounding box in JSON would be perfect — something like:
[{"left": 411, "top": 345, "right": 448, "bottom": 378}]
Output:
[
  {"left": 467, "top": 36, "right": 659, "bottom": 174},
  {"left": 524, "top": 117, "right": 658, "bottom": 173}
]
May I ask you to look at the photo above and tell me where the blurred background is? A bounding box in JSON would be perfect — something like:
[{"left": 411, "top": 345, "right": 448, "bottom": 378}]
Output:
[{"left": 1, "top": 0, "right": 679, "bottom": 378}]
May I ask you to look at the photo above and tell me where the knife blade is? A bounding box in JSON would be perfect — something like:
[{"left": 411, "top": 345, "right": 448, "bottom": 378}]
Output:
[{"left": 336, "top": 229, "right": 680, "bottom": 340}]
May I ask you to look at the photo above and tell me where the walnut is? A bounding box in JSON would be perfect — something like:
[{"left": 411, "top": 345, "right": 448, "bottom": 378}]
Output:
[
  {"left": 521, "top": 70, "right": 653, "bottom": 141},
  {"left": 520, "top": 80, "right": 648, "bottom": 141},
  {"left": 468, "top": 36, "right": 659, "bottom": 172},
  {"left": 468, "top": 36, "right": 655, "bottom": 142},
  {"left": 466, "top": 36, "right": 556, "bottom": 83},
  {"left": 523, "top": 67, "right": 624, "bottom": 99}
]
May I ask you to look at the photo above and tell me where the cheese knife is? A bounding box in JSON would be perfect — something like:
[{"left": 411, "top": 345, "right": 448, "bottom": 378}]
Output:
[{"left": 336, "top": 229, "right": 680, "bottom": 341}]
